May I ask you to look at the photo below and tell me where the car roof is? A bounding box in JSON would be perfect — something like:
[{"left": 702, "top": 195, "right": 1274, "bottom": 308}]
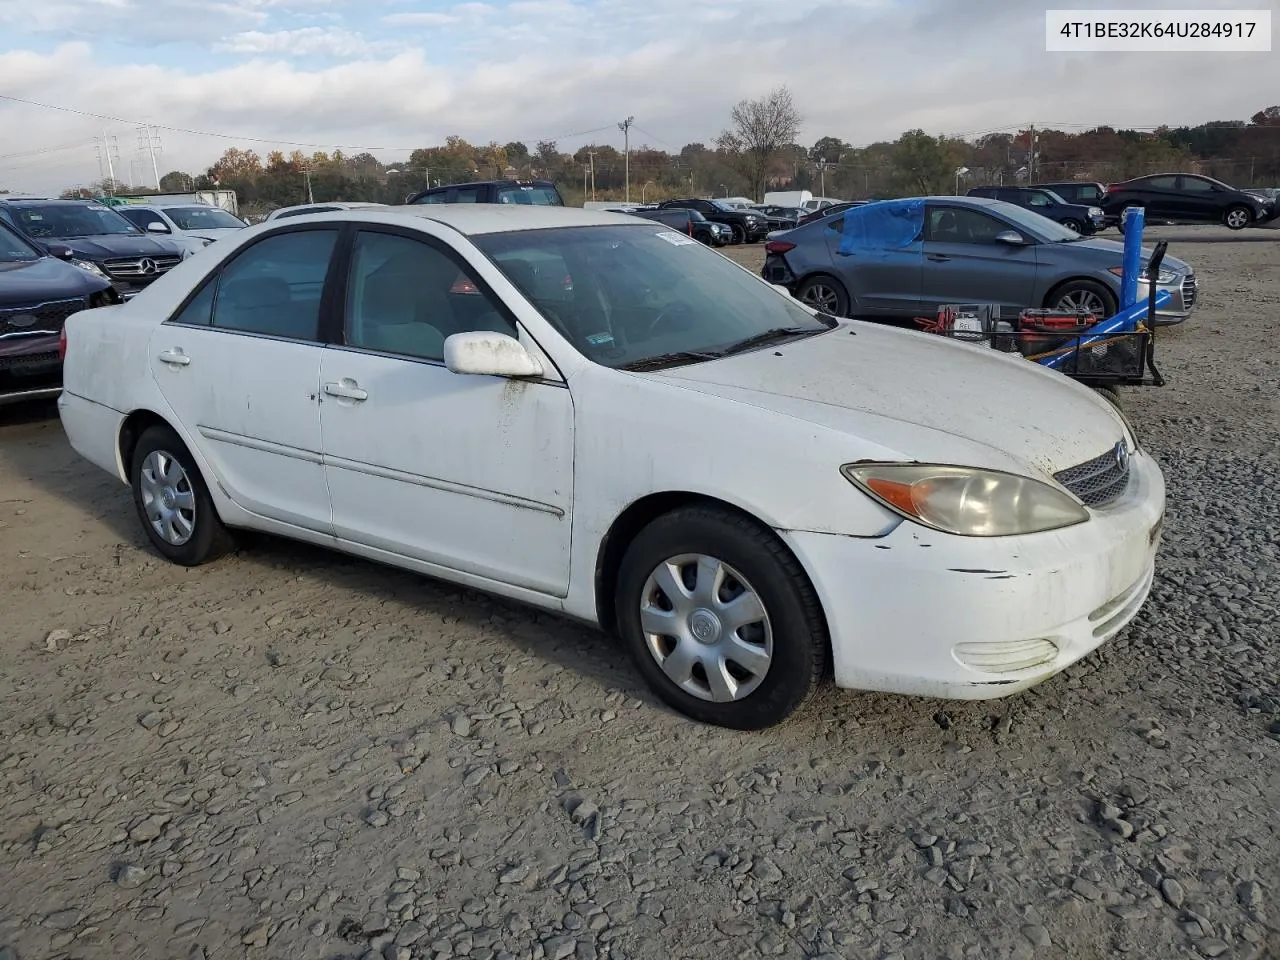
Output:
[
  {"left": 268, "top": 204, "right": 641, "bottom": 236},
  {"left": 0, "top": 197, "right": 103, "bottom": 206}
]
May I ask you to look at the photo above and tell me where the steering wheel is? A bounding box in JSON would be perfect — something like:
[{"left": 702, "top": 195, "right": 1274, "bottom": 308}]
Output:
[{"left": 640, "top": 301, "right": 698, "bottom": 340}]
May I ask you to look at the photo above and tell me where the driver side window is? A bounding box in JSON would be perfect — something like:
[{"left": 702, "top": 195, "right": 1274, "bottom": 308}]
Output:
[
  {"left": 343, "top": 231, "right": 516, "bottom": 362},
  {"left": 926, "top": 207, "right": 1010, "bottom": 244}
]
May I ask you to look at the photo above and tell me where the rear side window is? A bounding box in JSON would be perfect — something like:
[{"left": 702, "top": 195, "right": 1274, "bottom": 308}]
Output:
[
  {"left": 496, "top": 186, "right": 563, "bottom": 206},
  {"left": 1142, "top": 176, "right": 1178, "bottom": 190},
  {"left": 175, "top": 229, "right": 338, "bottom": 339},
  {"left": 454, "top": 187, "right": 482, "bottom": 204},
  {"left": 413, "top": 192, "right": 450, "bottom": 204}
]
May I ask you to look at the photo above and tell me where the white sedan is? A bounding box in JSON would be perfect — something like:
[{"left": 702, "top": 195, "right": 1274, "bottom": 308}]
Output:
[{"left": 57, "top": 205, "right": 1165, "bottom": 729}]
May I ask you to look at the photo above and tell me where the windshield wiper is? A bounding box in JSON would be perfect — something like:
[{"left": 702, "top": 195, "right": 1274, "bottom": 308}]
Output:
[
  {"left": 718, "top": 325, "right": 822, "bottom": 356},
  {"left": 620, "top": 350, "right": 724, "bottom": 372}
]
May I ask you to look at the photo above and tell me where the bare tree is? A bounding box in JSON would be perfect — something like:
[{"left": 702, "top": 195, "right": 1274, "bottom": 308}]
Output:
[{"left": 716, "top": 86, "right": 802, "bottom": 202}]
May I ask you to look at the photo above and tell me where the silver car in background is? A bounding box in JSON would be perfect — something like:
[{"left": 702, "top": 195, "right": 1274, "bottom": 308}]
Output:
[{"left": 762, "top": 196, "right": 1196, "bottom": 325}]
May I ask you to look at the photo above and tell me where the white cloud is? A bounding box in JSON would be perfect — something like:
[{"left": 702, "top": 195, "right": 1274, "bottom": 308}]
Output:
[
  {"left": 0, "top": 0, "right": 1276, "bottom": 194},
  {"left": 215, "top": 26, "right": 399, "bottom": 56}
]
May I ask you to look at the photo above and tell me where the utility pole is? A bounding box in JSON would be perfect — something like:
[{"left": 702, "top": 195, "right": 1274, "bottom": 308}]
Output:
[
  {"left": 1028, "top": 123, "right": 1036, "bottom": 182},
  {"left": 136, "top": 125, "right": 163, "bottom": 189},
  {"left": 98, "top": 131, "right": 120, "bottom": 194},
  {"left": 304, "top": 167, "right": 314, "bottom": 203},
  {"left": 618, "top": 117, "right": 634, "bottom": 203},
  {"left": 586, "top": 151, "right": 597, "bottom": 200}
]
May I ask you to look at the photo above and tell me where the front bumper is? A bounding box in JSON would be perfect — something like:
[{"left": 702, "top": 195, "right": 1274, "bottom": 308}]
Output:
[
  {"left": 780, "top": 448, "right": 1165, "bottom": 700},
  {"left": 1145, "top": 274, "right": 1197, "bottom": 324}
]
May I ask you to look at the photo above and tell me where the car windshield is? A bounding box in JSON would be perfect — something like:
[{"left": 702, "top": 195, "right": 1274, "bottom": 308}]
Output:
[
  {"left": 711, "top": 200, "right": 742, "bottom": 211},
  {"left": 988, "top": 201, "right": 1081, "bottom": 241},
  {"left": 473, "top": 224, "right": 834, "bottom": 370},
  {"left": 496, "top": 186, "right": 562, "bottom": 206},
  {"left": 162, "top": 206, "right": 245, "bottom": 230},
  {"left": 1041, "top": 189, "right": 1070, "bottom": 204},
  {"left": 12, "top": 203, "right": 142, "bottom": 238},
  {"left": 0, "top": 222, "right": 41, "bottom": 261}
]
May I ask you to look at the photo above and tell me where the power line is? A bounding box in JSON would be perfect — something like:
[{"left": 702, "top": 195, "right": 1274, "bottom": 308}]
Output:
[{"left": 0, "top": 93, "right": 621, "bottom": 154}]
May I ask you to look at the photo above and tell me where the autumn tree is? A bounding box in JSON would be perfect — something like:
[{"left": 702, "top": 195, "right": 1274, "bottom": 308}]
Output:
[
  {"left": 716, "top": 86, "right": 802, "bottom": 202},
  {"left": 158, "top": 170, "right": 194, "bottom": 192}
]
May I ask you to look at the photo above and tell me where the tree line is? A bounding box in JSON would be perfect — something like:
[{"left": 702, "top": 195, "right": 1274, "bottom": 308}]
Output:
[{"left": 60, "top": 92, "right": 1280, "bottom": 217}]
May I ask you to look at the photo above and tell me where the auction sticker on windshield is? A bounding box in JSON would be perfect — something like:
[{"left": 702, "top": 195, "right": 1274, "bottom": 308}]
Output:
[{"left": 654, "top": 231, "right": 697, "bottom": 245}]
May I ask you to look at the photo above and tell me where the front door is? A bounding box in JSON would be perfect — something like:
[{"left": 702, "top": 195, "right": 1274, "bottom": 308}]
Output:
[
  {"left": 919, "top": 204, "right": 1040, "bottom": 313},
  {"left": 318, "top": 226, "right": 574, "bottom": 596},
  {"left": 148, "top": 227, "right": 339, "bottom": 534}
]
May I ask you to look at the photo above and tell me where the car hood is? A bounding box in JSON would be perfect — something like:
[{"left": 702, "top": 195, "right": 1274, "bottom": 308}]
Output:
[
  {"left": 652, "top": 323, "right": 1131, "bottom": 478},
  {"left": 50, "top": 234, "right": 183, "bottom": 259},
  {"left": 0, "top": 255, "right": 109, "bottom": 306},
  {"left": 1044, "top": 236, "right": 1192, "bottom": 273}
]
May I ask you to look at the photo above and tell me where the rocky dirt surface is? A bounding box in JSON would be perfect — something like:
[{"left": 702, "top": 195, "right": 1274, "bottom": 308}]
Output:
[{"left": 1, "top": 226, "right": 1277, "bottom": 960}]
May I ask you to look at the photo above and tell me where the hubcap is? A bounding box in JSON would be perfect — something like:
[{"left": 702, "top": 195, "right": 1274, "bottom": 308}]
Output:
[
  {"left": 802, "top": 284, "right": 839, "bottom": 313},
  {"left": 1227, "top": 209, "right": 1248, "bottom": 228},
  {"left": 639, "top": 554, "right": 773, "bottom": 703},
  {"left": 140, "top": 449, "right": 196, "bottom": 546},
  {"left": 1055, "top": 289, "right": 1108, "bottom": 317}
]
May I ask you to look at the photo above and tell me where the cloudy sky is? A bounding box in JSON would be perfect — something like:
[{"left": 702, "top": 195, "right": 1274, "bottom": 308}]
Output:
[{"left": 0, "top": 0, "right": 1275, "bottom": 193}]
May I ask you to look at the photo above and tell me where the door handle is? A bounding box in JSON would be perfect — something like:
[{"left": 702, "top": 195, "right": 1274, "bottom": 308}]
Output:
[
  {"left": 323, "top": 380, "right": 368, "bottom": 401},
  {"left": 927, "top": 254, "right": 952, "bottom": 262},
  {"left": 157, "top": 349, "right": 191, "bottom": 366}
]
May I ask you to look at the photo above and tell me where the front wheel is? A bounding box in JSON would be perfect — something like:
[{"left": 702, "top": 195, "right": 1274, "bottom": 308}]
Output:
[
  {"left": 794, "top": 274, "right": 850, "bottom": 317},
  {"left": 1224, "top": 205, "right": 1252, "bottom": 230},
  {"left": 1060, "top": 218, "right": 1083, "bottom": 233},
  {"left": 615, "top": 507, "right": 827, "bottom": 729},
  {"left": 730, "top": 223, "right": 746, "bottom": 244},
  {"left": 130, "top": 425, "right": 234, "bottom": 566},
  {"left": 1050, "top": 279, "right": 1117, "bottom": 318}
]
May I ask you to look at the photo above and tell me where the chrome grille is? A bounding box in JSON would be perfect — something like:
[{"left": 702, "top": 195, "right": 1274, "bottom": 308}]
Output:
[
  {"left": 0, "top": 297, "right": 88, "bottom": 335},
  {"left": 102, "top": 255, "right": 182, "bottom": 281},
  {"left": 1054, "top": 445, "right": 1131, "bottom": 507},
  {"left": 1181, "top": 275, "right": 1196, "bottom": 308}
]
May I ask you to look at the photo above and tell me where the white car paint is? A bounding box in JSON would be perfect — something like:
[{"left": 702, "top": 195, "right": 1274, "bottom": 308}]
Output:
[
  {"left": 57, "top": 205, "right": 1165, "bottom": 710},
  {"left": 113, "top": 203, "right": 247, "bottom": 255}
]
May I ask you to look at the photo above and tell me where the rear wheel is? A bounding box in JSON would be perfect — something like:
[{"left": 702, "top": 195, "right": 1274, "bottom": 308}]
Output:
[
  {"left": 130, "top": 425, "right": 234, "bottom": 566},
  {"left": 1224, "top": 205, "right": 1252, "bottom": 230},
  {"left": 794, "top": 274, "right": 850, "bottom": 317},
  {"left": 615, "top": 506, "right": 827, "bottom": 729},
  {"left": 1050, "top": 279, "right": 1116, "bottom": 318}
]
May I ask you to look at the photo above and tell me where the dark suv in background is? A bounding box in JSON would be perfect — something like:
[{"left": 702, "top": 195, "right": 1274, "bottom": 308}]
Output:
[
  {"left": 0, "top": 220, "right": 118, "bottom": 405},
  {"left": 966, "top": 186, "right": 1106, "bottom": 234},
  {"left": 629, "top": 207, "right": 731, "bottom": 246},
  {"left": 657, "top": 198, "right": 769, "bottom": 243},
  {"left": 0, "top": 198, "right": 186, "bottom": 300},
  {"left": 1100, "top": 173, "right": 1276, "bottom": 231},
  {"left": 407, "top": 179, "right": 564, "bottom": 206}
]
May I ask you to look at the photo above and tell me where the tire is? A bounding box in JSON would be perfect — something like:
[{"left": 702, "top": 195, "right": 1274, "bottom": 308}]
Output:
[
  {"left": 1115, "top": 206, "right": 1142, "bottom": 235},
  {"left": 1094, "top": 385, "right": 1123, "bottom": 410},
  {"left": 1060, "top": 218, "right": 1083, "bottom": 233},
  {"left": 1049, "top": 279, "right": 1117, "bottom": 319},
  {"left": 615, "top": 506, "right": 828, "bottom": 730},
  {"left": 1224, "top": 204, "right": 1252, "bottom": 230},
  {"left": 794, "top": 274, "right": 851, "bottom": 317},
  {"left": 130, "top": 424, "right": 234, "bottom": 566},
  {"left": 730, "top": 223, "right": 746, "bottom": 244}
]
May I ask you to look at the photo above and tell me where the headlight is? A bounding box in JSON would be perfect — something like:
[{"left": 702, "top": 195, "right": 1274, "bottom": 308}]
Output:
[
  {"left": 841, "top": 463, "right": 1090, "bottom": 537},
  {"left": 70, "top": 259, "right": 110, "bottom": 280},
  {"left": 1108, "top": 266, "right": 1178, "bottom": 284},
  {"left": 1088, "top": 206, "right": 1104, "bottom": 216}
]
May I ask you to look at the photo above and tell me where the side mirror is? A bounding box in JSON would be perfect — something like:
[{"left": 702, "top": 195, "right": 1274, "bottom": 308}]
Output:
[
  {"left": 146, "top": 221, "right": 171, "bottom": 233},
  {"left": 994, "top": 230, "right": 1026, "bottom": 245},
  {"left": 48, "top": 244, "right": 75, "bottom": 260},
  {"left": 443, "top": 331, "right": 544, "bottom": 378}
]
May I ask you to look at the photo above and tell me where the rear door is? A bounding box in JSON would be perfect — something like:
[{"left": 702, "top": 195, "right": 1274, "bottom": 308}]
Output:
[
  {"left": 821, "top": 212, "right": 924, "bottom": 316},
  {"left": 918, "top": 203, "right": 1039, "bottom": 313},
  {"left": 148, "top": 227, "right": 339, "bottom": 534},
  {"left": 1135, "top": 176, "right": 1180, "bottom": 219}
]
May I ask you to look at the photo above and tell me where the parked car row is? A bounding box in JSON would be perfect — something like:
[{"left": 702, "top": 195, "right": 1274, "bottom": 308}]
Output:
[{"left": 56, "top": 203, "right": 1167, "bottom": 730}]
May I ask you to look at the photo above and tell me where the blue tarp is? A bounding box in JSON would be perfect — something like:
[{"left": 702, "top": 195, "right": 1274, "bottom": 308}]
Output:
[{"left": 831, "top": 198, "right": 925, "bottom": 258}]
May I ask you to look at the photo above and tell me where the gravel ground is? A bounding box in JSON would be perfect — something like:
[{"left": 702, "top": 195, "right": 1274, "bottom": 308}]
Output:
[{"left": 1, "top": 225, "right": 1277, "bottom": 960}]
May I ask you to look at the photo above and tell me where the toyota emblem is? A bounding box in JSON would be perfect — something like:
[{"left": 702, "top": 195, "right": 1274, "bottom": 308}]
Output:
[
  {"left": 1113, "top": 442, "right": 1129, "bottom": 472},
  {"left": 139, "top": 258, "right": 157, "bottom": 274}
]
